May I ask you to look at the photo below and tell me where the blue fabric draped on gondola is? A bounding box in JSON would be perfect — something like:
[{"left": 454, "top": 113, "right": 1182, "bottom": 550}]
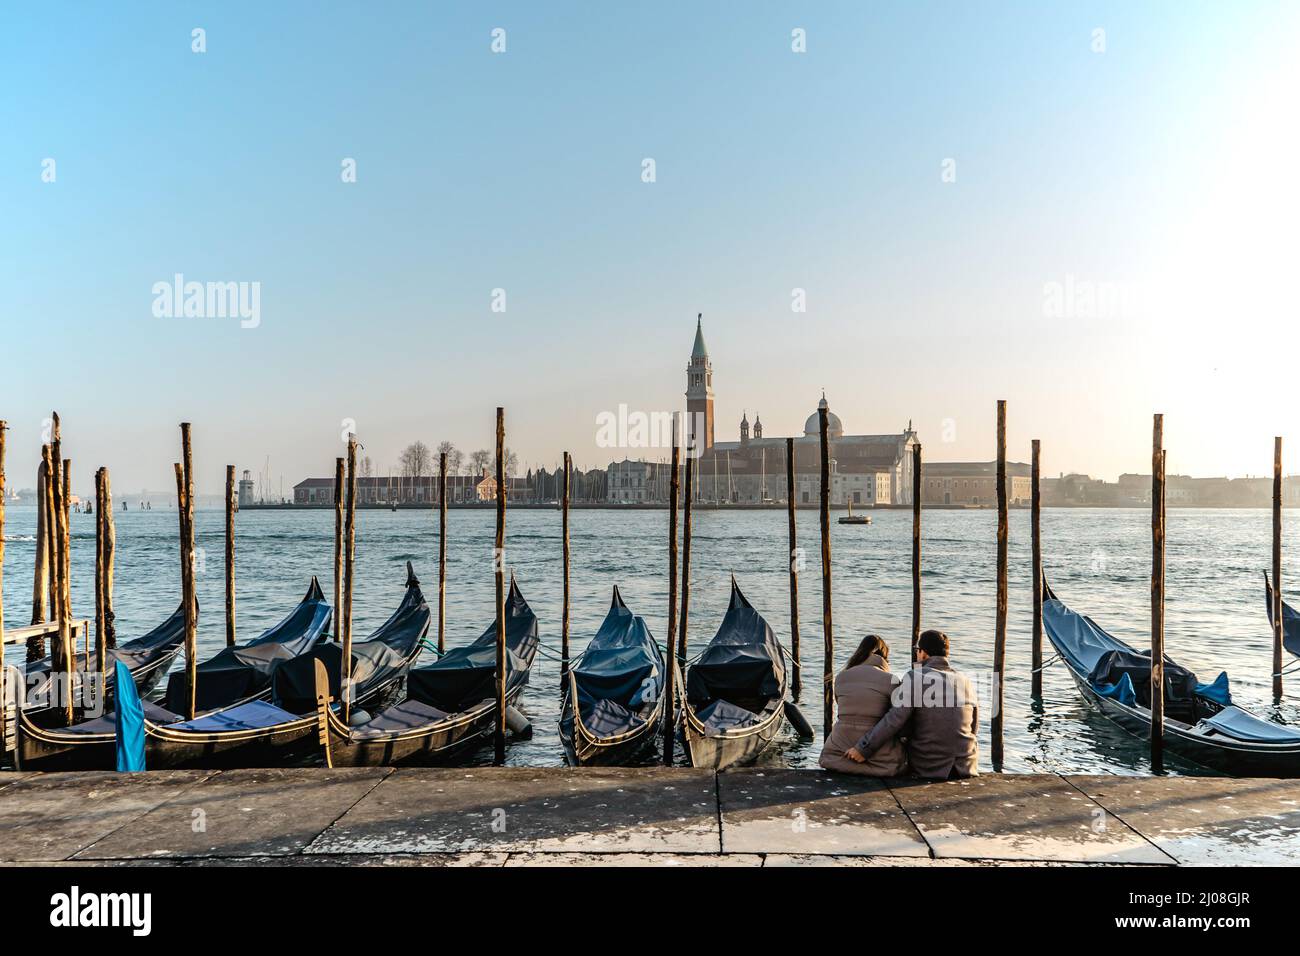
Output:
[{"left": 114, "top": 660, "right": 146, "bottom": 772}]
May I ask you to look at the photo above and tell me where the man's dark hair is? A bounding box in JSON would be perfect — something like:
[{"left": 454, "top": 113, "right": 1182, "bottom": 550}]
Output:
[{"left": 918, "top": 629, "right": 949, "bottom": 658}]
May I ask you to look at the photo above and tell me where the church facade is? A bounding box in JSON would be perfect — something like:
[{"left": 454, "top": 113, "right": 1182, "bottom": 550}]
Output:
[{"left": 607, "top": 318, "right": 918, "bottom": 505}]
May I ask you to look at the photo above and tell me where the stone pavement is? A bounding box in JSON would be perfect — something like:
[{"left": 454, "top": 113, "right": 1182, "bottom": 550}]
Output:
[{"left": 2, "top": 768, "right": 1297, "bottom": 866}]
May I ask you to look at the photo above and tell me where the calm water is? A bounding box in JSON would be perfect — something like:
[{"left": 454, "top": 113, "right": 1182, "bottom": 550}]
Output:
[{"left": 4, "top": 505, "right": 1297, "bottom": 774}]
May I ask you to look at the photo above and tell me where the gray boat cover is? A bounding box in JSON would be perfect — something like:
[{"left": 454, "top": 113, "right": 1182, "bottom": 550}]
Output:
[
  {"left": 25, "top": 601, "right": 188, "bottom": 705},
  {"left": 405, "top": 577, "right": 538, "bottom": 712},
  {"left": 1201, "top": 706, "right": 1300, "bottom": 743},
  {"left": 271, "top": 563, "right": 430, "bottom": 714},
  {"left": 686, "top": 578, "right": 785, "bottom": 709},
  {"left": 164, "top": 578, "right": 330, "bottom": 713}
]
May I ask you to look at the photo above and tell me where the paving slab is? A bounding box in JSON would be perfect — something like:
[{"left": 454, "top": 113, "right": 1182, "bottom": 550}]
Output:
[
  {"left": 75, "top": 767, "right": 390, "bottom": 860},
  {"left": 888, "top": 774, "right": 1176, "bottom": 864},
  {"left": 1067, "top": 775, "right": 1300, "bottom": 866},
  {"left": 0, "top": 770, "right": 213, "bottom": 862},
  {"left": 180, "top": 852, "right": 509, "bottom": 867},
  {"left": 504, "top": 852, "right": 762, "bottom": 866},
  {"left": 719, "top": 769, "right": 929, "bottom": 857},
  {"left": 307, "top": 767, "right": 719, "bottom": 855},
  {"left": 762, "top": 854, "right": 1120, "bottom": 867}
]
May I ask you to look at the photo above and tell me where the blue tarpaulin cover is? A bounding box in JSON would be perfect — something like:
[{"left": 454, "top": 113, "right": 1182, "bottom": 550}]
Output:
[
  {"left": 1092, "top": 671, "right": 1137, "bottom": 707},
  {"left": 167, "top": 700, "right": 300, "bottom": 732},
  {"left": 114, "top": 660, "right": 146, "bottom": 772},
  {"left": 1196, "top": 671, "right": 1233, "bottom": 707},
  {"left": 1203, "top": 706, "right": 1300, "bottom": 743}
]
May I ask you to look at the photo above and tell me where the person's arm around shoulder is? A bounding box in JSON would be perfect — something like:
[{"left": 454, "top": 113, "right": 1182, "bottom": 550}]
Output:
[{"left": 846, "top": 668, "right": 915, "bottom": 763}]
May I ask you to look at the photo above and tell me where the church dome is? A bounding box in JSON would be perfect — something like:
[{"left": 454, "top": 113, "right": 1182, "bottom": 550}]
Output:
[{"left": 804, "top": 394, "right": 843, "bottom": 439}]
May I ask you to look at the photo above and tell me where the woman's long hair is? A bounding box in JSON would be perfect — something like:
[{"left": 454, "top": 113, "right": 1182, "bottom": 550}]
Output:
[{"left": 845, "top": 634, "right": 890, "bottom": 670}]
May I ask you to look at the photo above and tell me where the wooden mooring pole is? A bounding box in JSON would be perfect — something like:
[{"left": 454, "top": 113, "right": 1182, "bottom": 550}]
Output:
[
  {"left": 51, "top": 415, "right": 73, "bottom": 726},
  {"left": 818, "top": 405, "right": 833, "bottom": 741},
  {"left": 225, "top": 465, "right": 236, "bottom": 646},
  {"left": 912, "top": 442, "right": 922, "bottom": 663},
  {"left": 1273, "top": 436, "right": 1283, "bottom": 701},
  {"left": 1151, "top": 414, "right": 1166, "bottom": 772},
  {"left": 1031, "top": 439, "right": 1043, "bottom": 700},
  {"left": 438, "top": 451, "right": 448, "bottom": 655},
  {"left": 786, "top": 437, "right": 801, "bottom": 699},
  {"left": 29, "top": 457, "right": 49, "bottom": 661},
  {"left": 678, "top": 443, "right": 694, "bottom": 662},
  {"left": 343, "top": 436, "right": 358, "bottom": 721},
  {"left": 992, "top": 400, "right": 1008, "bottom": 770},
  {"left": 560, "top": 451, "right": 570, "bottom": 682},
  {"left": 333, "top": 457, "right": 344, "bottom": 642},
  {"left": 493, "top": 408, "right": 507, "bottom": 765},
  {"left": 94, "top": 468, "right": 105, "bottom": 685},
  {"left": 102, "top": 467, "right": 115, "bottom": 653},
  {"left": 664, "top": 423, "right": 681, "bottom": 766},
  {"left": 180, "top": 422, "right": 197, "bottom": 719}
]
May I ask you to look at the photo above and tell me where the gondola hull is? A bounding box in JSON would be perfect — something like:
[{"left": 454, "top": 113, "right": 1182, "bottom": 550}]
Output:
[
  {"left": 560, "top": 699, "right": 664, "bottom": 767},
  {"left": 683, "top": 703, "right": 783, "bottom": 770},
  {"left": 323, "top": 684, "right": 528, "bottom": 767},
  {"left": 1059, "top": 654, "right": 1300, "bottom": 777}
]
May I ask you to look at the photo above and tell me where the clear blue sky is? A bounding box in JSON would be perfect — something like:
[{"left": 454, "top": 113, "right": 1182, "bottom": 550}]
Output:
[{"left": 4, "top": 2, "right": 1299, "bottom": 495}]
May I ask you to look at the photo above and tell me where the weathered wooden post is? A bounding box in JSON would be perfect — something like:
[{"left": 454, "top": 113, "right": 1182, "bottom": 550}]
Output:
[
  {"left": 1151, "top": 414, "right": 1166, "bottom": 772},
  {"left": 94, "top": 468, "right": 105, "bottom": 683},
  {"left": 42, "top": 445, "right": 66, "bottom": 708},
  {"left": 818, "top": 405, "right": 833, "bottom": 740},
  {"left": 785, "top": 437, "right": 801, "bottom": 699},
  {"left": 51, "top": 417, "right": 74, "bottom": 725},
  {"left": 912, "top": 441, "right": 922, "bottom": 663},
  {"left": 992, "top": 401, "right": 1008, "bottom": 770},
  {"left": 225, "top": 465, "right": 236, "bottom": 647},
  {"left": 333, "top": 457, "right": 344, "bottom": 641},
  {"left": 343, "top": 436, "right": 358, "bottom": 721},
  {"left": 679, "top": 442, "right": 694, "bottom": 662},
  {"left": 1273, "top": 437, "right": 1283, "bottom": 700},
  {"left": 1031, "top": 439, "right": 1043, "bottom": 700},
  {"left": 438, "top": 451, "right": 448, "bottom": 654},
  {"left": 560, "top": 451, "right": 570, "bottom": 681},
  {"left": 29, "top": 457, "right": 49, "bottom": 661},
  {"left": 493, "top": 408, "right": 507, "bottom": 765},
  {"left": 663, "top": 421, "right": 681, "bottom": 765},
  {"left": 63, "top": 459, "right": 79, "bottom": 667},
  {"left": 174, "top": 461, "right": 196, "bottom": 720},
  {"left": 102, "top": 467, "right": 115, "bottom": 653},
  {"left": 181, "top": 423, "right": 197, "bottom": 718}
]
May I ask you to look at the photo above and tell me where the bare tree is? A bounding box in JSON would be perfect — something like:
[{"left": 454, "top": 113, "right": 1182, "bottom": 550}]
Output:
[
  {"left": 360, "top": 455, "right": 374, "bottom": 479},
  {"left": 436, "top": 441, "right": 463, "bottom": 477},
  {"left": 504, "top": 447, "right": 519, "bottom": 480},
  {"left": 469, "top": 449, "right": 491, "bottom": 476},
  {"left": 400, "top": 441, "right": 432, "bottom": 479}
]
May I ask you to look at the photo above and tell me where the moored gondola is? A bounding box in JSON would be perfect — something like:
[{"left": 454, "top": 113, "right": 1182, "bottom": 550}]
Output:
[
  {"left": 682, "top": 578, "right": 790, "bottom": 769},
  {"left": 11, "top": 577, "right": 331, "bottom": 771},
  {"left": 1044, "top": 576, "right": 1300, "bottom": 777},
  {"left": 19, "top": 601, "right": 188, "bottom": 729},
  {"left": 137, "top": 565, "right": 429, "bottom": 769},
  {"left": 162, "top": 577, "right": 330, "bottom": 714},
  {"left": 316, "top": 576, "right": 539, "bottom": 767},
  {"left": 559, "top": 586, "right": 665, "bottom": 766}
]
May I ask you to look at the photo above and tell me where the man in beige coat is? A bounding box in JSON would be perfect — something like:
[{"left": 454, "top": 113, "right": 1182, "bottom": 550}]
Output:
[{"left": 846, "top": 630, "right": 979, "bottom": 779}]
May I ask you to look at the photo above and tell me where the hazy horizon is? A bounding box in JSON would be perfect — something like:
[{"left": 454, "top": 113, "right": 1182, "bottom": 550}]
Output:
[{"left": 6, "top": 2, "right": 1300, "bottom": 496}]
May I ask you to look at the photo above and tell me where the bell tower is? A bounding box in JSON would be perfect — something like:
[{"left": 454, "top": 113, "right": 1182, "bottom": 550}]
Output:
[{"left": 685, "top": 313, "right": 714, "bottom": 451}]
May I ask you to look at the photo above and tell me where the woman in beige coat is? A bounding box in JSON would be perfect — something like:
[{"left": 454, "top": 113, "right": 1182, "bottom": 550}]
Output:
[{"left": 819, "top": 635, "right": 909, "bottom": 776}]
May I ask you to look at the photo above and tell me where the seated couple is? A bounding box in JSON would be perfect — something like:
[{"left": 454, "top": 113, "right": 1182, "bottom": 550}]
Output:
[{"left": 820, "top": 629, "right": 979, "bottom": 779}]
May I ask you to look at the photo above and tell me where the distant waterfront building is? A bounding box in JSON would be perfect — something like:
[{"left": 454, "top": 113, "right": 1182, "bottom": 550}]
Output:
[
  {"left": 609, "top": 321, "right": 918, "bottom": 505},
  {"left": 921, "top": 462, "right": 1032, "bottom": 507},
  {"left": 292, "top": 473, "right": 531, "bottom": 505}
]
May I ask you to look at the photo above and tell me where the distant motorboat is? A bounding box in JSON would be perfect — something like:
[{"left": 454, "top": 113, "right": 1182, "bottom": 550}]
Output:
[{"left": 838, "top": 501, "right": 871, "bottom": 525}]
